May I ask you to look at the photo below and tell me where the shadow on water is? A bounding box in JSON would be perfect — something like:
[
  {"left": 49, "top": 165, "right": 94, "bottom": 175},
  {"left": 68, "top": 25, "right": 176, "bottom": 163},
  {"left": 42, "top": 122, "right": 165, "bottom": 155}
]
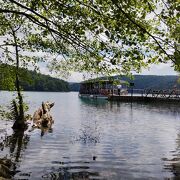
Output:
[
  {"left": 7, "top": 130, "right": 29, "bottom": 162},
  {"left": 163, "top": 132, "right": 180, "bottom": 178},
  {"left": 42, "top": 161, "right": 101, "bottom": 180},
  {"left": 0, "top": 127, "right": 30, "bottom": 179},
  {"left": 0, "top": 121, "right": 55, "bottom": 179}
]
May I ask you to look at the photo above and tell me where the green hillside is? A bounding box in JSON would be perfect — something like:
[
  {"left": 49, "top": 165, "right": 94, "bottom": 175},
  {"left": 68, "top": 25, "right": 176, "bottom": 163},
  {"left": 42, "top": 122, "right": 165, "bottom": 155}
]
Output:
[
  {"left": 121, "top": 75, "right": 180, "bottom": 89},
  {"left": 0, "top": 64, "right": 70, "bottom": 92}
]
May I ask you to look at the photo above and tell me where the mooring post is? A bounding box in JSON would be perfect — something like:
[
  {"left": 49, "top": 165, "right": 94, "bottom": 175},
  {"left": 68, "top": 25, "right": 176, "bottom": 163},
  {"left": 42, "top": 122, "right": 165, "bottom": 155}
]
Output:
[{"left": 130, "top": 82, "right": 134, "bottom": 102}]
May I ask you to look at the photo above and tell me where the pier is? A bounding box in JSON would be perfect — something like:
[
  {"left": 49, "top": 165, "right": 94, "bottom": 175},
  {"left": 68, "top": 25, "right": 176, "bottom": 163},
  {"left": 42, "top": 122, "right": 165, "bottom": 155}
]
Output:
[{"left": 108, "top": 89, "right": 180, "bottom": 103}]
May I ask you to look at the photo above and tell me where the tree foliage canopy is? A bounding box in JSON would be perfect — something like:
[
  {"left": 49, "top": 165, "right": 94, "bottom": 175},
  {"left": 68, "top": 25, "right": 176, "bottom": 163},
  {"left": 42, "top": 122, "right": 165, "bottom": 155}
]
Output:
[{"left": 0, "top": 0, "right": 179, "bottom": 77}]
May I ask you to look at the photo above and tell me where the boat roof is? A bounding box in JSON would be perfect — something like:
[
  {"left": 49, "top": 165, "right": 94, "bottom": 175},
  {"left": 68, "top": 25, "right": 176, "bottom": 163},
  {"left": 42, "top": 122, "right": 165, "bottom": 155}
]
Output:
[{"left": 80, "top": 78, "right": 127, "bottom": 84}]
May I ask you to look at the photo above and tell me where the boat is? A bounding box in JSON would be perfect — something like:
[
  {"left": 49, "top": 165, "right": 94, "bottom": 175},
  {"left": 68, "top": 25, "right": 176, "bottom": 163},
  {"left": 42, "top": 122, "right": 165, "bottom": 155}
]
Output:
[{"left": 78, "top": 79, "right": 128, "bottom": 99}]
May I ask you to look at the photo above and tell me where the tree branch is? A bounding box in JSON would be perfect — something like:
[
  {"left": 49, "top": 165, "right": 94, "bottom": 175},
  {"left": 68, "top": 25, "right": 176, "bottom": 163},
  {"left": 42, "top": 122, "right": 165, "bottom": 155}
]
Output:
[
  {"left": 8, "top": 0, "right": 95, "bottom": 52},
  {"left": 111, "top": 0, "right": 176, "bottom": 63},
  {"left": 0, "top": 7, "right": 92, "bottom": 54},
  {"left": 0, "top": 46, "right": 16, "bottom": 55}
]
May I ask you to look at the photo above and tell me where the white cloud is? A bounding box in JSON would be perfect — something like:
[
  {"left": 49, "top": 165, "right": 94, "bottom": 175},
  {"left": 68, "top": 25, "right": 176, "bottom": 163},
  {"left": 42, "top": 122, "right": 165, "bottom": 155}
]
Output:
[
  {"left": 140, "top": 63, "right": 178, "bottom": 76},
  {"left": 66, "top": 72, "right": 84, "bottom": 82}
]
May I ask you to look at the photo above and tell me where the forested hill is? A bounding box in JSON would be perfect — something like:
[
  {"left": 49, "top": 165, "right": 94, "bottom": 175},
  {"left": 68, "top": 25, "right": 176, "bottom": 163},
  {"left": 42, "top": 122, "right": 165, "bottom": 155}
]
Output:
[
  {"left": 20, "top": 72, "right": 70, "bottom": 92},
  {"left": 69, "top": 75, "right": 180, "bottom": 91},
  {"left": 0, "top": 64, "right": 70, "bottom": 92},
  {"left": 121, "top": 75, "right": 180, "bottom": 89}
]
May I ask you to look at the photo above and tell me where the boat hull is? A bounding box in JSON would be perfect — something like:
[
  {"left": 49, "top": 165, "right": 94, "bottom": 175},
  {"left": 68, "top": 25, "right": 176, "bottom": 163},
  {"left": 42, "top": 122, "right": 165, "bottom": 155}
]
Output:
[{"left": 78, "top": 93, "right": 108, "bottom": 99}]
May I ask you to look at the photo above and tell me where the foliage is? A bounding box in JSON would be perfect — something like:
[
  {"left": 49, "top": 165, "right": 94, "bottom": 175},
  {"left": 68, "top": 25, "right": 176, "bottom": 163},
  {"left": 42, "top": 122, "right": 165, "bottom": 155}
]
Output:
[
  {"left": 0, "top": 0, "right": 179, "bottom": 78},
  {"left": 0, "top": 98, "right": 31, "bottom": 121},
  {"left": 0, "top": 63, "right": 16, "bottom": 90},
  {"left": 0, "top": 105, "right": 9, "bottom": 120}
]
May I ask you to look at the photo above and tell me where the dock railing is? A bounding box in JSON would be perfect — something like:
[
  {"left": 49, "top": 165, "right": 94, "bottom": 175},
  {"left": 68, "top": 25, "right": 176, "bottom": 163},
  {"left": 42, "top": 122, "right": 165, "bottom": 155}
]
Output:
[
  {"left": 131, "top": 88, "right": 180, "bottom": 99},
  {"left": 80, "top": 88, "right": 180, "bottom": 100},
  {"left": 128, "top": 89, "right": 144, "bottom": 96}
]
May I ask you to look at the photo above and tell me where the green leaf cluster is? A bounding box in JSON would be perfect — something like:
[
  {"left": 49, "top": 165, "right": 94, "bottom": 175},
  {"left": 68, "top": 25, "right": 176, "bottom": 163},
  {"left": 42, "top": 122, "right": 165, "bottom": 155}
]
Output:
[{"left": 0, "top": 0, "right": 179, "bottom": 79}]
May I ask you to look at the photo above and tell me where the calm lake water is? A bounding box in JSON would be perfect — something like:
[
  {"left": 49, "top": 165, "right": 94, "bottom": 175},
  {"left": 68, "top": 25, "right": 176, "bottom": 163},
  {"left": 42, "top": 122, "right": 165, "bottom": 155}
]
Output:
[{"left": 1, "top": 91, "right": 180, "bottom": 179}]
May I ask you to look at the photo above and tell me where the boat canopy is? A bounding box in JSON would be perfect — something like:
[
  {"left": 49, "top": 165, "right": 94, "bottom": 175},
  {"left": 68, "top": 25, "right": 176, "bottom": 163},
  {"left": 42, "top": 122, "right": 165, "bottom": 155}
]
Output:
[
  {"left": 80, "top": 79, "right": 127, "bottom": 85},
  {"left": 80, "top": 78, "right": 126, "bottom": 91},
  {"left": 79, "top": 78, "right": 128, "bottom": 96}
]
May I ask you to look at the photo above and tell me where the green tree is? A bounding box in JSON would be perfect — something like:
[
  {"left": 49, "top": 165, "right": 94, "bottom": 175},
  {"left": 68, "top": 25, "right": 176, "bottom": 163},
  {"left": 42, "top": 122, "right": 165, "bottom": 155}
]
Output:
[
  {"left": 0, "top": 0, "right": 179, "bottom": 76},
  {"left": 0, "top": 10, "right": 45, "bottom": 129}
]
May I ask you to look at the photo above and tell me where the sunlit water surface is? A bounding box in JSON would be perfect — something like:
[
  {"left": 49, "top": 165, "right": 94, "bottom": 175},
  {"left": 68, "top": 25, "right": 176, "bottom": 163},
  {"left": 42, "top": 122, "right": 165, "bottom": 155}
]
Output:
[{"left": 1, "top": 91, "right": 180, "bottom": 179}]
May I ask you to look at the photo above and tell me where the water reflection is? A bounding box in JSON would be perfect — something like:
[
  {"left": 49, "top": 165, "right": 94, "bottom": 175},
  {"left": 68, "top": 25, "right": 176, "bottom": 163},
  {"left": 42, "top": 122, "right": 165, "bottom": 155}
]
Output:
[
  {"left": 0, "top": 125, "right": 56, "bottom": 179},
  {"left": 30, "top": 125, "right": 53, "bottom": 137},
  {"left": 0, "top": 119, "right": 54, "bottom": 178},
  {"left": 80, "top": 98, "right": 108, "bottom": 107},
  {"left": 40, "top": 126, "right": 53, "bottom": 137},
  {"left": 42, "top": 160, "right": 101, "bottom": 180},
  {"left": 80, "top": 97, "right": 180, "bottom": 115},
  {"left": 109, "top": 101, "right": 180, "bottom": 115},
  {"left": 0, "top": 128, "right": 30, "bottom": 179},
  {"left": 8, "top": 130, "right": 29, "bottom": 162}
]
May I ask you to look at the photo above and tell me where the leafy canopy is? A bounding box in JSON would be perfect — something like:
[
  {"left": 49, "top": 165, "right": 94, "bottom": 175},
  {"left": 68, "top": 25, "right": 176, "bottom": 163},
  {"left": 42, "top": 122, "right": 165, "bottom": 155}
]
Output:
[{"left": 0, "top": 0, "right": 179, "bottom": 77}]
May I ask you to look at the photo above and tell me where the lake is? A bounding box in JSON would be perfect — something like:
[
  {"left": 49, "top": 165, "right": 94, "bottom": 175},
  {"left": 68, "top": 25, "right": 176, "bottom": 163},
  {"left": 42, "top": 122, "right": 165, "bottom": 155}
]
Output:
[{"left": 0, "top": 91, "right": 180, "bottom": 179}]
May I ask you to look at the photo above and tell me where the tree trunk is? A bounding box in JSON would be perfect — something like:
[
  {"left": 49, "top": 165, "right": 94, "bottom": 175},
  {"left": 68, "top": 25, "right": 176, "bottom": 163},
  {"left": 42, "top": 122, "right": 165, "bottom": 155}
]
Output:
[
  {"left": 12, "top": 74, "right": 25, "bottom": 129},
  {"left": 12, "top": 29, "right": 25, "bottom": 130}
]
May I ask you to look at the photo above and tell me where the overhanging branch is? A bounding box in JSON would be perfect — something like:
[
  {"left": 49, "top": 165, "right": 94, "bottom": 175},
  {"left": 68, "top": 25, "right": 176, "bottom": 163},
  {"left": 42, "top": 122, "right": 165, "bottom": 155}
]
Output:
[{"left": 111, "top": 0, "right": 176, "bottom": 63}]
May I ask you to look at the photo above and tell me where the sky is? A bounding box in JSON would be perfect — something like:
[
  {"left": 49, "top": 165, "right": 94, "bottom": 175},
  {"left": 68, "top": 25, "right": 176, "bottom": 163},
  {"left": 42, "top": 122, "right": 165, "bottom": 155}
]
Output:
[
  {"left": 35, "top": 58, "right": 178, "bottom": 82},
  {"left": 141, "top": 63, "right": 178, "bottom": 76},
  {"left": 40, "top": 62, "right": 178, "bottom": 82}
]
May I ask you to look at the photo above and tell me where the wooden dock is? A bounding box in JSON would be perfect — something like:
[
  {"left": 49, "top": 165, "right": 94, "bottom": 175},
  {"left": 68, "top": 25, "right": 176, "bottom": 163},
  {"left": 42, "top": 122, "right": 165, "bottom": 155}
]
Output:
[{"left": 108, "top": 89, "right": 180, "bottom": 103}]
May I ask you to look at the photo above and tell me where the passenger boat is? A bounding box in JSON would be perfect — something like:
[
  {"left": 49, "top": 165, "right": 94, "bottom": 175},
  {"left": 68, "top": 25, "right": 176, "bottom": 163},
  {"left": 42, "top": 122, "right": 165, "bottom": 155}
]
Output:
[{"left": 78, "top": 79, "right": 128, "bottom": 99}]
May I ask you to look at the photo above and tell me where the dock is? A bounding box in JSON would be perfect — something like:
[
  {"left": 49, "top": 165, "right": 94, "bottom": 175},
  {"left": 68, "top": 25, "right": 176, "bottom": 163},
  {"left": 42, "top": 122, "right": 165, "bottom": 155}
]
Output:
[{"left": 108, "top": 89, "right": 180, "bottom": 103}]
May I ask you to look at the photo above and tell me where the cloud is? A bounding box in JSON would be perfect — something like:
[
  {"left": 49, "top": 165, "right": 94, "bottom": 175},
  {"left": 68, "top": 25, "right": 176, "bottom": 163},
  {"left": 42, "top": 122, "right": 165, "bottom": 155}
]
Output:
[{"left": 141, "top": 63, "right": 178, "bottom": 76}]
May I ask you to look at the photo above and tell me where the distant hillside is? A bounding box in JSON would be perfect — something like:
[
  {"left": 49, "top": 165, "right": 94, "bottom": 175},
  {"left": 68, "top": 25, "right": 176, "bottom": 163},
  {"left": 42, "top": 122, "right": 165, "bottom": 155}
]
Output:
[
  {"left": 120, "top": 75, "right": 180, "bottom": 89},
  {"left": 0, "top": 64, "right": 70, "bottom": 92},
  {"left": 69, "top": 82, "right": 80, "bottom": 92},
  {"left": 69, "top": 75, "right": 180, "bottom": 91}
]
